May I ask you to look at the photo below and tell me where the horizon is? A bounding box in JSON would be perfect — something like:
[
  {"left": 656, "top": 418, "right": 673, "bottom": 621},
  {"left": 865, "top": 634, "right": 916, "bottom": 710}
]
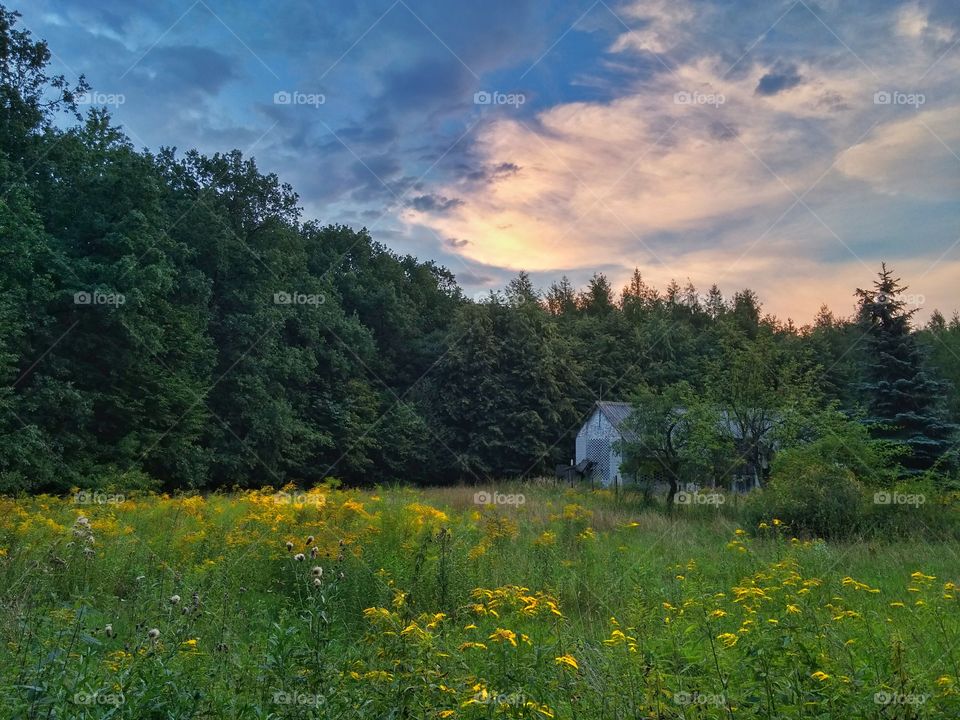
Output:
[{"left": 12, "top": 0, "right": 960, "bottom": 323}]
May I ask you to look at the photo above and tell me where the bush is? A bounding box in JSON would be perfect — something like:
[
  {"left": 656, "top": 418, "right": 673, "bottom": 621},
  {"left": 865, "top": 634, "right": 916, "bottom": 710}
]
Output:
[{"left": 745, "top": 462, "right": 866, "bottom": 539}]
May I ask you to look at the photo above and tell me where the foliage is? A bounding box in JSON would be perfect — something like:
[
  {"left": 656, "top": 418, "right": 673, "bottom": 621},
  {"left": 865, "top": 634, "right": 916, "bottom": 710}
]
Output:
[{"left": 1, "top": 486, "right": 959, "bottom": 718}]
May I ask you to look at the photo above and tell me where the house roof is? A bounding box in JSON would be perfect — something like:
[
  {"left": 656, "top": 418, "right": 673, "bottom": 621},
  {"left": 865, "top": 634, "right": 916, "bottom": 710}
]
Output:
[{"left": 596, "top": 401, "right": 634, "bottom": 430}]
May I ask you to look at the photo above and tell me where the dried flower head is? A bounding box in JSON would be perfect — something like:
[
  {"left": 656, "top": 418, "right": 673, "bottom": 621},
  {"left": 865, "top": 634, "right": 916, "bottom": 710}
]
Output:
[
  {"left": 285, "top": 541, "right": 294, "bottom": 551},
  {"left": 147, "top": 628, "right": 160, "bottom": 640},
  {"left": 294, "top": 553, "right": 305, "bottom": 562},
  {"left": 313, "top": 578, "right": 322, "bottom": 587},
  {"left": 104, "top": 624, "right": 115, "bottom": 638},
  {"left": 312, "top": 566, "right": 323, "bottom": 578},
  {"left": 169, "top": 595, "right": 181, "bottom": 605},
  {"left": 305, "top": 535, "right": 314, "bottom": 545}
]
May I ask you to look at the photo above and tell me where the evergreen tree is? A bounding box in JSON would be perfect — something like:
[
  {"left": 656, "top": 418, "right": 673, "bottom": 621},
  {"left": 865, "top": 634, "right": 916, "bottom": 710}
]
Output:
[{"left": 855, "top": 265, "right": 956, "bottom": 473}]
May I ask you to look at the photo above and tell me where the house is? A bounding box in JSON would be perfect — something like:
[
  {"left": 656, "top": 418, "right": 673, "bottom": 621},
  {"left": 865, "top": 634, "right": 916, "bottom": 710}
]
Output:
[
  {"left": 574, "top": 401, "right": 773, "bottom": 490},
  {"left": 575, "top": 402, "right": 634, "bottom": 487}
]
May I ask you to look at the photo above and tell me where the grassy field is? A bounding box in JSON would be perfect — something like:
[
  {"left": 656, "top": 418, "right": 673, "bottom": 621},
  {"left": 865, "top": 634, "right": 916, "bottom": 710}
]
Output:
[{"left": 1, "top": 484, "right": 958, "bottom": 719}]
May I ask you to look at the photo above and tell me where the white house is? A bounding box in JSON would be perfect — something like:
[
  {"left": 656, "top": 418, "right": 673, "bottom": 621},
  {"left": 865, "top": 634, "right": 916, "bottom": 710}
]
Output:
[
  {"left": 575, "top": 401, "right": 634, "bottom": 487},
  {"left": 574, "top": 400, "right": 773, "bottom": 490}
]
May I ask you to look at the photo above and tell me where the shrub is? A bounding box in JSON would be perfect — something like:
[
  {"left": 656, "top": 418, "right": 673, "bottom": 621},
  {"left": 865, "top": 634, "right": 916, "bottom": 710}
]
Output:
[{"left": 745, "top": 462, "right": 866, "bottom": 539}]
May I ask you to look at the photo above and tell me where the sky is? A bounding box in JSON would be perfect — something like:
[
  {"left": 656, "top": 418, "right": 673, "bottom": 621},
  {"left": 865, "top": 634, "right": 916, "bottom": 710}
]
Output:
[{"left": 13, "top": 0, "right": 960, "bottom": 323}]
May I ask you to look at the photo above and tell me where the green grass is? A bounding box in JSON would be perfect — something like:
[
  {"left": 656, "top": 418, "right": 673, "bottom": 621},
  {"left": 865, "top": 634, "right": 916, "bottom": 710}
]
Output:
[{"left": 1, "top": 483, "right": 958, "bottom": 718}]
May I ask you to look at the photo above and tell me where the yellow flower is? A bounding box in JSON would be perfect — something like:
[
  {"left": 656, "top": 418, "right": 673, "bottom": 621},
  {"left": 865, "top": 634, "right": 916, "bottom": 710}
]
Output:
[
  {"left": 716, "top": 633, "right": 738, "bottom": 648},
  {"left": 811, "top": 671, "right": 830, "bottom": 682},
  {"left": 458, "top": 642, "right": 487, "bottom": 651},
  {"left": 709, "top": 609, "right": 727, "bottom": 619},
  {"left": 555, "top": 654, "right": 578, "bottom": 670},
  {"left": 786, "top": 604, "right": 801, "bottom": 614},
  {"left": 488, "top": 628, "right": 518, "bottom": 647},
  {"left": 438, "top": 711, "right": 455, "bottom": 719}
]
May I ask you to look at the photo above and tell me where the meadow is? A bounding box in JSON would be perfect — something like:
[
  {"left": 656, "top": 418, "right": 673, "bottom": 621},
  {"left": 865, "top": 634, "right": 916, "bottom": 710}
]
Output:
[{"left": 1, "top": 483, "right": 958, "bottom": 719}]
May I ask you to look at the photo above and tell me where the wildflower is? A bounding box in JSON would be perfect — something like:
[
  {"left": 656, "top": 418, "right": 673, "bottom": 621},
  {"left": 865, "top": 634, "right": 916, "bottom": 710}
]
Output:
[
  {"left": 786, "top": 604, "right": 801, "bottom": 614},
  {"left": 555, "top": 654, "right": 579, "bottom": 670},
  {"left": 458, "top": 642, "right": 488, "bottom": 651},
  {"left": 147, "top": 628, "right": 160, "bottom": 641},
  {"left": 936, "top": 676, "right": 954, "bottom": 688},
  {"left": 708, "top": 609, "right": 727, "bottom": 619},
  {"left": 169, "top": 595, "right": 181, "bottom": 605},
  {"left": 716, "top": 633, "right": 738, "bottom": 648},
  {"left": 889, "top": 602, "right": 905, "bottom": 608},
  {"left": 488, "top": 628, "right": 518, "bottom": 647},
  {"left": 294, "top": 553, "right": 305, "bottom": 561},
  {"left": 313, "top": 578, "right": 322, "bottom": 587},
  {"left": 312, "top": 566, "right": 323, "bottom": 578},
  {"left": 811, "top": 671, "right": 830, "bottom": 682}
]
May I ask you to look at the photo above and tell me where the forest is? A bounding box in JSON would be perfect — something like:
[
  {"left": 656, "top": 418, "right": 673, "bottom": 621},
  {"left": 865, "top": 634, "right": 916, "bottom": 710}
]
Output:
[{"left": 1, "top": 7, "right": 958, "bottom": 497}]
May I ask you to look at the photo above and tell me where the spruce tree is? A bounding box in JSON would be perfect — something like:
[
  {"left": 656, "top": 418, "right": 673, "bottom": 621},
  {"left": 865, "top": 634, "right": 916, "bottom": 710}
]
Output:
[{"left": 855, "top": 265, "right": 956, "bottom": 474}]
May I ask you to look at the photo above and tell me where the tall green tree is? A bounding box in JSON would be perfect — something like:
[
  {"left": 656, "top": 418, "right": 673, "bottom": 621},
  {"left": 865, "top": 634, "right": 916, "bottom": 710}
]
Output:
[{"left": 855, "top": 265, "right": 956, "bottom": 474}]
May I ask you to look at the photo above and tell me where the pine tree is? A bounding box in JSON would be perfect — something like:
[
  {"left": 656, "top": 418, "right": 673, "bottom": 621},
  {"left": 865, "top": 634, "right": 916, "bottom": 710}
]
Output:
[{"left": 855, "top": 265, "right": 956, "bottom": 474}]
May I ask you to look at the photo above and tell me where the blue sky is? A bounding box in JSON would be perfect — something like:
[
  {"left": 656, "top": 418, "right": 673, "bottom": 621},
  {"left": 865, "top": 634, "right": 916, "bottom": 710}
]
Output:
[{"left": 14, "top": 0, "right": 960, "bottom": 321}]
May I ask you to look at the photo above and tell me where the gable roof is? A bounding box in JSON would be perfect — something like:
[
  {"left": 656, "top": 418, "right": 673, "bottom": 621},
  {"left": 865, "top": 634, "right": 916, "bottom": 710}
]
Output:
[{"left": 596, "top": 401, "right": 633, "bottom": 431}]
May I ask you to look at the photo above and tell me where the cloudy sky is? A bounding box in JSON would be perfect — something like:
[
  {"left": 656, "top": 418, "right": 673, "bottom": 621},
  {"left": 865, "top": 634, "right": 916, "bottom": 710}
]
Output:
[{"left": 15, "top": 0, "right": 960, "bottom": 322}]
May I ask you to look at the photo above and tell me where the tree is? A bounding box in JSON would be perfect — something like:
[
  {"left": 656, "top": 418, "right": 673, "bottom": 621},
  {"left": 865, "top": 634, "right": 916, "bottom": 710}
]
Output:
[
  {"left": 855, "top": 265, "right": 957, "bottom": 474},
  {"left": 618, "top": 382, "right": 730, "bottom": 506}
]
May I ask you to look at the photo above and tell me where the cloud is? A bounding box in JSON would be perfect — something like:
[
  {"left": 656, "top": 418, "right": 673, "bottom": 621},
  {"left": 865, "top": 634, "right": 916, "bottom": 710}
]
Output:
[
  {"left": 836, "top": 107, "right": 960, "bottom": 201},
  {"left": 410, "top": 193, "right": 466, "bottom": 213},
  {"left": 755, "top": 62, "right": 803, "bottom": 96}
]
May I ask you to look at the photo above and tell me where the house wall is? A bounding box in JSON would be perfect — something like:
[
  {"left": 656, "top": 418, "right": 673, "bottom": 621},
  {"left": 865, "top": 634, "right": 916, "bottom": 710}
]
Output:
[{"left": 575, "top": 408, "right": 625, "bottom": 487}]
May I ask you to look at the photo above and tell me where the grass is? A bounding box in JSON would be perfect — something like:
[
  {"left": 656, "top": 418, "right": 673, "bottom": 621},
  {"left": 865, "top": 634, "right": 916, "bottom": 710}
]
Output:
[{"left": 0, "top": 482, "right": 958, "bottom": 718}]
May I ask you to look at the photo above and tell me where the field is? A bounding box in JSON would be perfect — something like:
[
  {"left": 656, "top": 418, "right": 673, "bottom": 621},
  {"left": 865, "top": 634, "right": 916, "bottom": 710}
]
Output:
[{"left": 1, "top": 484, "right": 958, "bottom": 719}]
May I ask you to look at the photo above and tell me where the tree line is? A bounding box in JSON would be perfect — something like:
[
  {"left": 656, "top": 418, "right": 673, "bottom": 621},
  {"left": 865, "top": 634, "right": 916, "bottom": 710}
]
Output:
[{"left": 0, "top": 7, "right": 957, "bottom": 493}]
